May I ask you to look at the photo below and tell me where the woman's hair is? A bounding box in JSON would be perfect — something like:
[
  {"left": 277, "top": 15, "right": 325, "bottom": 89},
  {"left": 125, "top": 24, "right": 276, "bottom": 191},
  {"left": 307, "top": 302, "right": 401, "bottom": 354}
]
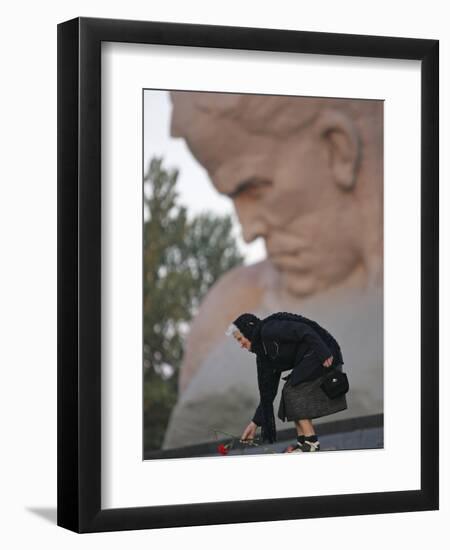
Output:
[
  {"left": 225, "top": 322, "right": 242, "bottom": 338},
  {"left": 227, "top": 313, "right": 260, "bottom": 341}
]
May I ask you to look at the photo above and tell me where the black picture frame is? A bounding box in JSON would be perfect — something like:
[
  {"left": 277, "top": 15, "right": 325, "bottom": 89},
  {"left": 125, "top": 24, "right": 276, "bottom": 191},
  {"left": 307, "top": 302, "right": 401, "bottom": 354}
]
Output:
[{"left": 57, "top": 16, "right": 439, "bottom": 533}]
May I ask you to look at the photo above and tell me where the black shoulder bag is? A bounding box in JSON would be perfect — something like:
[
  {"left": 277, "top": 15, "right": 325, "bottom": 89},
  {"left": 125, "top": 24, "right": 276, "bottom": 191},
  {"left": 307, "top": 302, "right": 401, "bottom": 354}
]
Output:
[{"left": 320, "top": 364, "right": 349, "bottom": 399}]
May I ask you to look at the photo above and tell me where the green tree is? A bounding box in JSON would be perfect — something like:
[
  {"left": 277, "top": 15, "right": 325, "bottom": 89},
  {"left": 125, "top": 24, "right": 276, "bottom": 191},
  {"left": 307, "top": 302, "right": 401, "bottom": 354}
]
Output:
[{"left": 143, "top": 157, "right": 244, "bottom": 453}]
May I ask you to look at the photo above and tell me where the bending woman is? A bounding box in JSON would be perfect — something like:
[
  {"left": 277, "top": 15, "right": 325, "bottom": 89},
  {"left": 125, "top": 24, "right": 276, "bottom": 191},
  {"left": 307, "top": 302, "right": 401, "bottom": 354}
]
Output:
[{"left": 226, "top": 311, "right": 347, "bottom": 452}]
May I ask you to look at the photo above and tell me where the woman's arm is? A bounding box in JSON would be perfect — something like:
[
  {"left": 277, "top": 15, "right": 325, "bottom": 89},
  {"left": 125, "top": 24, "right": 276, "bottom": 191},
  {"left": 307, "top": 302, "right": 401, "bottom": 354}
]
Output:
[
  {"left": 252, "top": 403, "right": 264, "bottom": 427},
  {"left": 251, "top": 358, "right": 281, "bottom": 427}
]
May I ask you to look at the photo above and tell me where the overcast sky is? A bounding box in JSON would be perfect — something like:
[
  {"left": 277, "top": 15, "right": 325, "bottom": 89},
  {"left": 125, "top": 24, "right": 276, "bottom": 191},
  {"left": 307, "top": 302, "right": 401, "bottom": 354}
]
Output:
[{"left": 143, "top": 90, "right": 265, "bottom": 265}]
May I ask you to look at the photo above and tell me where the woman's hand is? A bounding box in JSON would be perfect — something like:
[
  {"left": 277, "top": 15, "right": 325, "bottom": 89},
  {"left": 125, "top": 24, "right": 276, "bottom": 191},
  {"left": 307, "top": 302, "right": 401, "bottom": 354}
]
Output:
[
  {"left": 240, "top": 421, "right": 257, "bottom": 442},
  {"left": 322, "top": 355, "right": 334, "bottom": 367}
]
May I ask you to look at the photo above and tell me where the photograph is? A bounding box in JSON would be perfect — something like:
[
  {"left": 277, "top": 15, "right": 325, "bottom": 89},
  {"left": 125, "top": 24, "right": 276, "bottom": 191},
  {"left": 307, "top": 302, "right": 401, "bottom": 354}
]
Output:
[{"left": 142, "top": 90, "right": 384, "bottom": 459}]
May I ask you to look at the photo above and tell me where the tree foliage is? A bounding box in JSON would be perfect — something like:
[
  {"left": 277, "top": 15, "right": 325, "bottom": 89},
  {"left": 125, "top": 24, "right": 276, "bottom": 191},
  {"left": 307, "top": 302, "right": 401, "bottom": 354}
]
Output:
[{"left": 143, "top": 157, "right": 244, "bottom": 452}]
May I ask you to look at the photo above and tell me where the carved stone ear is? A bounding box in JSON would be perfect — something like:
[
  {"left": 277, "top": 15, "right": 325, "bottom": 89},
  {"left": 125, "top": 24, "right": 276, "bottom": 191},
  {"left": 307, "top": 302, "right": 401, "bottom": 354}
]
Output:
[{"left": 316, "top": 108, "right": 361, "bottom": 190}]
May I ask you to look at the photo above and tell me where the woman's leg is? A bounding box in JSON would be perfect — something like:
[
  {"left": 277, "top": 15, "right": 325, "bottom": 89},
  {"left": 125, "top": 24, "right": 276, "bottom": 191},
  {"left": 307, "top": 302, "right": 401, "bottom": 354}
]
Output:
[
  {"left": 296, "top": 419, "right": 315, "bottom": 436},
  {"left": 294, "top": 420, "right": 304, "bottom": 437}
]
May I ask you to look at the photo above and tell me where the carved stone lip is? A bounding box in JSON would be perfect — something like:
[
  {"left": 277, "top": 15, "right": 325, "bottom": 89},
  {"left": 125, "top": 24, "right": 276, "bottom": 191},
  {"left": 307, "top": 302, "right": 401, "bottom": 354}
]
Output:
[
  {"left": 267, "top": 247, "right": 305, "bottom": 260},
  {"left": 269, "top": 251, "right": 297, "bottom": 257},
  {"left": 269, "top": 254, "right": 309, "bottom": 272},
  {"left": 270, "top": 252, "right": 299, "bottom": 261}
]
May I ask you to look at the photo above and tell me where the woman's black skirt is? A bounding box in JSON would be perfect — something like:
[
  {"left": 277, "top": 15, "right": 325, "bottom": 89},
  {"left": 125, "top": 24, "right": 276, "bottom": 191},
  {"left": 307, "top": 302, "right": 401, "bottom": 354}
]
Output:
[{"left": 278, "top": 373, "right": 348, "bottom": 422}]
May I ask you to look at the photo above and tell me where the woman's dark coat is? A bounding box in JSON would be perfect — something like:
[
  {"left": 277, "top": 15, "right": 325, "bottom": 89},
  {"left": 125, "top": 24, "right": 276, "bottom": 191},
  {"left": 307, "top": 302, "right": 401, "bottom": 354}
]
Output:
[{"left": 251, "top": 317, "right": 343, "bottom": 427}]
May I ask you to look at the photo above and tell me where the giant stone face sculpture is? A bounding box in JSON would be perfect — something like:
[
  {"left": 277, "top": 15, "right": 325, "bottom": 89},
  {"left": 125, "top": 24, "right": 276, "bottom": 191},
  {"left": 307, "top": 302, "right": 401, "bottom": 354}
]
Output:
[{"left": 162, "top": 92, "right": 383, "bottom": 449}]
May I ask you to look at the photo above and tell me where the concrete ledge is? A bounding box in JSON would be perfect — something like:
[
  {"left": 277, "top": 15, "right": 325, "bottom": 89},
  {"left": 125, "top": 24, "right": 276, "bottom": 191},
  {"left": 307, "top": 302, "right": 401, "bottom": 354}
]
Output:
[{"left": 144, "top": 413, "right": 383, "bottom": 459}]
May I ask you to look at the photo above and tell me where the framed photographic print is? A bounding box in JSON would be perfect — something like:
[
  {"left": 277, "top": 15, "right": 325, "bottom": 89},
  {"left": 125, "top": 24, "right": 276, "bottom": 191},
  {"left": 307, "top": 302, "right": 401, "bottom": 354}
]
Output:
[{"left": 57, "top": 17, "right": 439, "bottom": 533}]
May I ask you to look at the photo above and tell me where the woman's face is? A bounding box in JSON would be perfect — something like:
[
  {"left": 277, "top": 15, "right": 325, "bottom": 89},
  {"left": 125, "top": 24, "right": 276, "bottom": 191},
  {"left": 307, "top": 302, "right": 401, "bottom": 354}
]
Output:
[{"left": 233, "top": 331, "right": 252, "bottom": 351}]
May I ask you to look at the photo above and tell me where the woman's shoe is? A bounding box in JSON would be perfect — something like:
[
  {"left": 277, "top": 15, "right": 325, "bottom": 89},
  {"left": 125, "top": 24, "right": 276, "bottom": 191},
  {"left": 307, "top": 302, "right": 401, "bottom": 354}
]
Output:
[
  {"left": 300, "top": 440, "right": 321, "bottom": 452},
  {"left": 283, "top": 439, "right": 321, "bottom": 453}
]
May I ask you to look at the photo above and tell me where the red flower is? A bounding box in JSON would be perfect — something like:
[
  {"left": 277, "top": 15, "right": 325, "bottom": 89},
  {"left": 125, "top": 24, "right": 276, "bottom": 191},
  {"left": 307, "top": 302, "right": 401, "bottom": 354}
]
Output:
[{"left": 217, "top": 443, "right": 229, "bottom": 455}]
